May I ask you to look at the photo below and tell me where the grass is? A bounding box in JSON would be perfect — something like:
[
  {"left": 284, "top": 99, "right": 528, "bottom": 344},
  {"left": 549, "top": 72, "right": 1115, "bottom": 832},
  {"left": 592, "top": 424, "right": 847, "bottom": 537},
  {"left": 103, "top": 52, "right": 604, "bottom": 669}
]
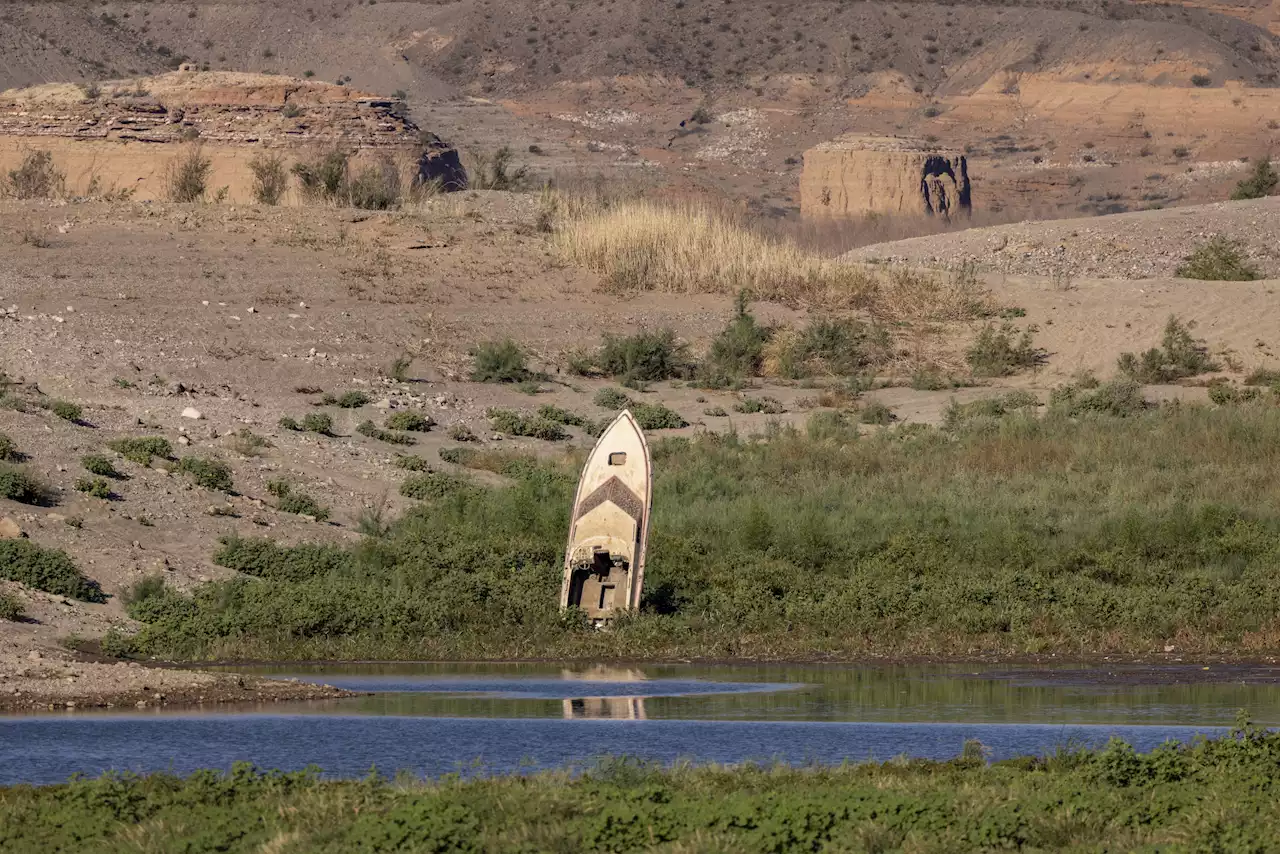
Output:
[
  {"left": 470, "top": 339, "right": 531, "bottom": 383},
  {"left": 943, "top": 391, "right": 1040, "bottom": 429},
  {"left": 175, "top": 457, "right": 234, "bottom": 492},
  {"left": 1175, "top": 236, "right": 1260, "bottom": 281},
  {"left": 858, "top": 400, "right": 896, "bottom": 425},
  {"left": 762, "top": 318, "right": 890, "bottom": 379},
  {"left": 733, "top": 395, "right": 785, "bottom": 415},
  {"left": 14, "top": 724, "right": 1280, "bottom": 850},
  {"left": 1117, "top": 316, "right": 1218, "bottom": 383},
  {"left": 0, "top": 539, "right": 104, "bottom": 601},
  {"left": 111, "top": 403, "right": 1280, "bottom": 662},
  {"left": 1245, "top": 368, "right": 1280, "bottom": 387},
  {"left": 0, "top": 464, "right": 52, "bottom": 505},
  {"left": 247, "top": 151, "right": 288, "bottom": 205},
  {"left": 384, "top": 411, "right": 434, "bottom": 432},
  {"left": 393, "top": 455, "right": 433, "bottom": 472},
  {"left": 165, "top": 145, "right": 212, "bottom": 203},
  {"left": 553, "top": 200, "right": 876, "bottom": 306},
  {"left": 5, "top": 149, "right": 65, "bottom": 199},
  {"left": 466, "top": 146, "right": 529, "bottom": 190},
  {"left": 278, "top": 412, "right": 335, "bottom": 435},
  {"left": 107, "top": 436, "right": 173, "bottom": 466}
]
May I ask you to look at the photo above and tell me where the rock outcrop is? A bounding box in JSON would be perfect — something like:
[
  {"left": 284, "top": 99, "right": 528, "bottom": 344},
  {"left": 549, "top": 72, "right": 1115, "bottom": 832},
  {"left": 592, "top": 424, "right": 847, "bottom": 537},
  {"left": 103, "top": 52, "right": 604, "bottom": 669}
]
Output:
[
  {"left": 800, "top": 135, "right": 971, "bottom": 219},
  {"left": 416, "top": 132, "right": 468, "bottom": 191}
]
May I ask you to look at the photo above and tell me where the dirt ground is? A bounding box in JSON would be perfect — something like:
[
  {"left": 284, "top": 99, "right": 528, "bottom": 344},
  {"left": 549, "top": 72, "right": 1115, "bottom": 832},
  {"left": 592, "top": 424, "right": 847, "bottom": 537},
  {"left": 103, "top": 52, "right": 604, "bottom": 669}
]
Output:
[{"left": 1, "top": 191, "right": 1279, "bottom": 708}]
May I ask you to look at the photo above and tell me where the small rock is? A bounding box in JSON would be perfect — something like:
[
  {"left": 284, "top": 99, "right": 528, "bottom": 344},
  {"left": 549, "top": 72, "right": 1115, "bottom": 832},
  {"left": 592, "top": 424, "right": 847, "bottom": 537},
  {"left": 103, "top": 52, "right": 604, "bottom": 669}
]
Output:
[
  {"left": 181, "top": 407, "right": 204, "bottom": 420},
  {"left": 136, "top": 700, "right": 147, "bottom": 708},
  {"left": 0, "top": 517, "right": 24, "bottom": 539},
  {"left": 178, "top": 435, "right": 191, "bottom": 446},
  {"left": 27, "top": 651, "right": 42, "bottom": 661}
]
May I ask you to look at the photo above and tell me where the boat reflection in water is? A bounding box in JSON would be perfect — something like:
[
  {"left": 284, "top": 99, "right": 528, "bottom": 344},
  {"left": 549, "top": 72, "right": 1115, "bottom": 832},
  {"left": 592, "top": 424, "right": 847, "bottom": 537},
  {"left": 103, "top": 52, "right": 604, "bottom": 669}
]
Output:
[{"left": 563, "top": 696, "right": 647, "bottom": 720}]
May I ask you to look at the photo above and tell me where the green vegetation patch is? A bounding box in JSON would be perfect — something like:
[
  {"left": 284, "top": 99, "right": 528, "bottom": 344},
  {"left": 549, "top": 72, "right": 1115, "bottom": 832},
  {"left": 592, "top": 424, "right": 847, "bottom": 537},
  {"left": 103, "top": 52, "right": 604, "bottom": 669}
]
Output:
[
  {"left": 487, "top": 408, "right": 568, "bottom": 441},
  {"left": 11, "top": 725, "right": 1280, "bottom": 851},
  {"left": 175, "top": 457, "right": 234, "bottom": 492},
  {"left": 384, "top": 411, "right": 434, "bottom": 432},
  {"left": 267, "top": 480, "right": 330, "bottom": 521},
  {"left": 470, "top": 339, "right": 531, "bottom": 383},
  {"left": 400, "top": 471, "right": 474, "bottom": 501},
  {"left": 356, "top": 420, "right": 415, "bottom": 446},
  {"left": 320, "top": 391, "right": 371, "bottom": 409},
  {"left": 0, "top": 591, "right": 22, "bottom": 621},
  {"left": 965, "top": 322, "right": 1043, "bottom": 377},
  {"left": 80, "top": 455, "right": 123, "bottom": 479},
  {"left": 1117, "top": 316, "right": 1218, "bottom": 384},
  {"left": 73, "top": 477, "right": 113, "bottom": 499},
  {"left": 1175, "top": 236, "right": 1260, "bottom": 281},
  {"left": 0, "top": 464, "right": 51, "bottom": 505},
  {"left": 0, "top": 432, "right": 17, "bottom": 462},
  {"left": 107, "top": 436, "right": 174, "bottom": 466},
  {"left": 0, "top": 539, "right": 105, "bottom": 601}
]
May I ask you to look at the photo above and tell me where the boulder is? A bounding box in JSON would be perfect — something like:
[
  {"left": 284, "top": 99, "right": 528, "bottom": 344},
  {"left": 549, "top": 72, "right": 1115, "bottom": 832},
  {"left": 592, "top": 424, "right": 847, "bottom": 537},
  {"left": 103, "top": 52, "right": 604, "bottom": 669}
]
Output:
[
  {"left": 0, "top": 517, "right": 23, "bottom": 539},
  {"left": 415, "top": 132, "right": 468, "bottom": 192},
  {"left": 800, "top": 135, "right": 971, "bottom": 219}
]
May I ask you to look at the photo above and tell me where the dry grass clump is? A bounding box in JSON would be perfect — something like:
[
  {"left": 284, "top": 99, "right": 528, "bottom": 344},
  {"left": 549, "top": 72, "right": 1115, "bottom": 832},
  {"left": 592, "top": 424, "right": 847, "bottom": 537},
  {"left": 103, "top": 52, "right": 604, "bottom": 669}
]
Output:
[
  {"left": 165, "top": 145, "right": 212, "bottom": 203},
  {"left": 5, "top": 150, "right": 66, "bottom": 199},
  {"left": 871, "top": 263, "right": 995, "bottom": 324},
  {"left": 554, "top": 200, "right": 877, "bottom": 306}
]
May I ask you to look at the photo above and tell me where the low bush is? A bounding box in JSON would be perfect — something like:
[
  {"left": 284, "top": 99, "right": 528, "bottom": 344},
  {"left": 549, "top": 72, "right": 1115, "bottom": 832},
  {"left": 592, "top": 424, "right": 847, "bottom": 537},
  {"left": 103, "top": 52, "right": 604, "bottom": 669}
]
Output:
[
  {"left": 0, "top": 591, "right": 21, "bottom": 621},
  {"left": 80, "top": 455, "right": 122, "bottom": 479},
  {"left": 107, "top": 436, "right": 173, "bottom": 466},
  {"left": 470, "top": 340, "right": 531, "bottom": 383},
  {"left": 46, "top": 400, "right": 83, "bottom": 422},
  {"left": 400, "top": 471, "right": 473, "bottom": 500},
  {"left": 74, "top": 477, "right": 113, "bottom": 499},
  {"left": 631, "top": 402, "right": 688, "bottom": 430},
  {"left": 301, "top": 413, "right": 335, "bottom": 435},
  {"left": 1208, "top": 383, "right": 1262, "bottom": 406},
  {"left": 487, "top": 409, "right": 568, "bottom": 441},
  {"left": 357, "top": 420, "right": 415, "bottom": 445},
  {"left": 1050, "top": 377, "right": 1149, "bottom": 417},
  {"left": 345, "top": 157, "right": 401, "bottom": 211},
  {"left": 175, "top": 457, "right": 234, "bottom": 492},
  {"left": 733, "top": 396, "right": 785, "bottom": 415},
  {"left": 0, "top": 539, "right": 105, "bottom": 601},
  {"left": 1117, "top": 316, "right": 1217, "bottom": 383},
  {"left": 467, "top": 146, "right": 529, "bottom": 191},
  {"left": 393, "top": 455, "right": 432, "bottom": 472},
  {"left": 1231, "top": 157, "right": 1278, "bottom": 201},
  {"left": 447, "top": 423, "right": 478, "bottom": 442},
  {"left": 595, "top": 328, "right": 691, "bottom": 384},
  {"left": 0, "top": 432, "right": 16, "bottom": 462},
  {"left": 165, "top": 145, "right": 212, "bottom": 203},
  {"left": 763, "top": 318, "right": 891, "bottom": 379},
  {"left": 384, "top": 411, "right": 434, "bottom": 432},
  {"left": 1245, "top": 368, "right": 1280, "bottom": 387},
  {"left": 943, "top": 391, "right": 1040, "bottom": 430},
  {"left": 248, "top": 151, "right": 288, "bottom": 205},
  {"left": 858, "top": 400, "right": 896, "bottom": 425},
  {"left": 536, "top": 405, "right": 590, "bottom": 428},
  {"left": 291, "top": 147, "right": 349, "bottom": 203},
  {"left": 699, "top": 294, "right": 771, "bottom": 386},
  {"left": 4, "top": 149, "right": 65, "bottom": 199},
  {"left": 1175, "top": 236, "right": 1259, "bottom": 281},
  {"left": 966, "top": 323, "right": 1043, "bottom": 377},
  {"left": 321, "top": 391, "right": 370, "bottom": 409},
  {"left": 0, "top": 464, "right": 51, "bottom": 505},
  {"left": 594, "top": 387, "right": 632, "bottom": 410},
  {"left": 703, "top": 406, "right": 728, "bottom": 417},
  {"left": 267, "top": 481, "right": 330, "bottom": 521}
]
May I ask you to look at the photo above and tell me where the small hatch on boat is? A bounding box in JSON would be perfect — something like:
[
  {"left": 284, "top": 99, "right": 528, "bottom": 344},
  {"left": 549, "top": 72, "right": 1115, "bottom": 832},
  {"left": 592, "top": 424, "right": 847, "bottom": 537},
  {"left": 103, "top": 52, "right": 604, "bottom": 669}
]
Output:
[{"left": 607, "top": 452, "right": 627, "bottom": 466}]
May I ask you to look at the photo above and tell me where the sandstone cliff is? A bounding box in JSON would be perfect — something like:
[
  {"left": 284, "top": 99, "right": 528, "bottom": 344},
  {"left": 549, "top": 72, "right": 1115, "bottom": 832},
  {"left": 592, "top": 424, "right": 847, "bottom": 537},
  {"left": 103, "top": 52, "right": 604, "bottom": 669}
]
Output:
[{"left": 801, "top": 136, "right": 971, "bottom": 219}]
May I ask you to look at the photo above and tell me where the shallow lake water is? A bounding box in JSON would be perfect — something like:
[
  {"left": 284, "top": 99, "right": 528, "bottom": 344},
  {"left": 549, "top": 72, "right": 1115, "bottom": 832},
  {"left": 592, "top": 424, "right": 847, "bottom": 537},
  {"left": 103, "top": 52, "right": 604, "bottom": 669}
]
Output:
[{"left": 4, "top": 662, "right": 1279, "bottom": 786}]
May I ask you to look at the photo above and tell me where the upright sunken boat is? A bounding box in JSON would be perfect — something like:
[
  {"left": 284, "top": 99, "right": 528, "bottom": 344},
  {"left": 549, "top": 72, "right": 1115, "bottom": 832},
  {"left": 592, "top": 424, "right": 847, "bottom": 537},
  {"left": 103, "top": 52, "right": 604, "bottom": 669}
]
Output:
[{"left": 560, "top": 410, "right": 652, "bottom": 626}]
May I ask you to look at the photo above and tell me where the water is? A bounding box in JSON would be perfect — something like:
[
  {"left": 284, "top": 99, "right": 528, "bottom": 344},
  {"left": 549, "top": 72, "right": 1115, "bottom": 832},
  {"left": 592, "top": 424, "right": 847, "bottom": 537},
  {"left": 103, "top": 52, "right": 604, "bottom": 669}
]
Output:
[{"left": 4, "top": 662, "right": 1278, "bottom": 786}]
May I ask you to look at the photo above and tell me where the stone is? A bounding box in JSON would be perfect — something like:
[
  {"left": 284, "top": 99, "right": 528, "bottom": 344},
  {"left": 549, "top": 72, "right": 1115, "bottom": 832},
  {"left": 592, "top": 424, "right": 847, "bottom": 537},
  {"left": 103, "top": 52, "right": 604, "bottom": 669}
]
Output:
[
  {"left": 0, "top": 517, "right": 24, "bottom": 539},
  {"left": 800, "top": 135, "right": 971, "bottom": 219},
  {"left": 415, "top": 132, "right": 469, "bottom": 192},
  {"left": 181, "top": 407, "right": 203, "bottom": 420}
]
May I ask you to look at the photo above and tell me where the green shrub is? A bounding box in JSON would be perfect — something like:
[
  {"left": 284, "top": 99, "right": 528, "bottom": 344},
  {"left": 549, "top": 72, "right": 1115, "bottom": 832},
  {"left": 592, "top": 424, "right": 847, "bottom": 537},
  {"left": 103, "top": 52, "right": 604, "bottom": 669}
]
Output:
[
  {"left": 175, "top": 456, "right": 234, "bottom": 492},
  {"left": 470, "top": 339, "right": 530, "bottom": 383},
  {"left": 943, "top": 391, "right": 1040, "bottom": 429},
  {"left": 1191, "top": 73, "right": 1212, "bottom": 87},
  {"left": 631, "top": 402, "right": 688, "bottom": 430},
  {"left": 536, "top": 405, "right": 589, "bottom": 427},
  {"left": 447, "top": 423, "right": 478, "bottom": 442},
  {"left": 771, "top": 318, "right": 891, "bottom": 378},
  {"left": 806, "top": 409, "right": 857, "bottom": 440},
  {"left": 393, "top": 455, "right": 433, "bottom": 471},
  {"left": 279, "top": 416, "right": 302, "bottom": 431},
  {"left": 1208, "top": 384, "right": 1261, "bottom": 406},
  {"left": 385, "top": 411, "right": 434, "bottom": 432},
  {"left": 321, "top": 391, "right": 371, "bottom": 409},
  {"left": 486, "top": 409, "right": 568, "bottom": 440},
  {"left": 357, "top": 420, "right": 415, "bottom": 445},
  {"left": 301, "top": 413, "right": 335, "bottom": 435},
  {"left": 214, "top": 535, "right": 349, "bottom": 581},
  {"left": 5, "top": 149, "right": 64, "bottom": 199},
  {"left": 1175, "top": 236, "right": 1259, "bottom": 281},
  {"left": 467, "top": 146, "right": 529, "bottom": 191},
  {"left": 703, "top": 406, "right": 728, "bottom": 417},
  {"left": 966, "top": 323, "right": 1043, "bottom": 377},
  {"left": 74, "top": 477, "right": 113, "bottom": 499},
  {"left": 733, "top": 396, "right": 785, "bottom": 414},
  {"left": 0, "top": 591, "right": 22, "bottom": 621},
  {"left": 268, "top": 481, "right": 331, "bottom": 521},
  {"left": 594, "top": 387, "right": 633, "bottom": 410},
  {"left": 47, "top": 399, "right": 83, "bottom": 422},
  {"left": 400, "top": 471, "right": 473, "bottom": 500},
  {"left": 699, "top": 293, "right": 771, "bottom": 386},
  {"left": 597, "top": 328, "right": 691, "bottom": 384},
  {"left": 345, "top": 158, "right": 401, "bottom": 211},
  {"left": 107, "top": 436, "right": 173, "bottom": 466},
  {"left": 0, "top": 464, "right": 51, "bottom": 505},
  {"left": 1050, "top": 378, "right": 1149, "bottom": 417},
  {"left": 81, "top": 455, "right": 122, "bottom": 478},
  {"left": 858, "top": 400, "right": 896, "bottom": 425},
  {"left": 1245, "top": 368, "right": 1280, "bottom": 387},
  {"left": 124, "top": 574, "right": 168, "bottom": 607},
  {"left": 291, "top": 147, "right": 349, "bottom": 202},
  {"left": 1231, "top": 157, "right": 1278, "bottom": 201},
  {"left": 0, "top": 539, "right": 104, "bottom": 601},
  {"left": 248, "top": 152, "right": 288, "bottom": 205},
  {"left": 1117, "top": 316, "right": 1218, "bottom": 383},
  {"left": 166, "top": 145, "right": 213, "bottom": 202},
  {"left": 0, "top": 432, "right": 16, "bottom": 462}
]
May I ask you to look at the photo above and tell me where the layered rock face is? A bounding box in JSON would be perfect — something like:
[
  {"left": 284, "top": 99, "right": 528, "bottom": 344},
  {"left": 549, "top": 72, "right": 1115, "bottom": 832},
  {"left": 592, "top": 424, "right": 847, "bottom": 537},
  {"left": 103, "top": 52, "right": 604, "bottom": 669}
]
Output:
[{"left": 801, "top": 135, "right": 972, "bottom": 219}]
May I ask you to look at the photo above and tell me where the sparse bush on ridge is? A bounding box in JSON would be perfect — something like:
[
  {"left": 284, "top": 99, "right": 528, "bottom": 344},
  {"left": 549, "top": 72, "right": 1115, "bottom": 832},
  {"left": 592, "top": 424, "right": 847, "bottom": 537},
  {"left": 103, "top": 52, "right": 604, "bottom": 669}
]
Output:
[
  {"left": 248, "top": 151, "right": 288, "bottom": 205},
  {"left": 1231, "top": 157, "right": 1278, "bottom": 201},
  {"left": 0, "top": 539, "right": 104, "bottom": 601},
  {"left": 108, "top": 437, "right": 173, "bottom": 466},
  {"left": 965, "top": 323, "right": 1043, "bottom": 377},
  {"left": 0, "top": 591, "right": 21, "bottom": 621},
  {"left": 267, "top": 480, "right": 330, "bottom": 521},
  {"left": 471, "top": 339, "right": 531, "bottom": 383},
  {"left": 0, "top": 432, "right": 17, "bottom": 462},
  {"left": 1175, "top": 236, "right": 1259, "bottom": 281},
  {"left": 175, "top": 456, "right": 234, "bottom": 492},
  {"left": 594, "top": 387, "right": 632, "bottom": 410},
  {"left": 0, "top": 464, "right": 52, "bottom": 505},
  {"left": 4, "top": 150, "right": 65, "bottom": 199},
  {"left": 1117, "top": 316, "right": 1218, "bottom": 383},
  {"left": 165, "top": 144, "right": 213, "bottom": 203},
  {"left": 467, "top": 146, "right": 530, "bottom": 191},
  {"left": 385, "top": 411, "right": 434, "bottom": 432}
]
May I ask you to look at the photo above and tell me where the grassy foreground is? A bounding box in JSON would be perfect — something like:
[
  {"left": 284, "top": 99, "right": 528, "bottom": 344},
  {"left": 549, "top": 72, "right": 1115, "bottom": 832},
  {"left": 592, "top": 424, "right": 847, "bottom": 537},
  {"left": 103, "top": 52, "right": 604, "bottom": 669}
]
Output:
[
  {"left": 115, "top": 403, "right": 1280, "bottom": 661},
  {"left": 5, "top": 724, "right": 1280, "bottom": 852}
]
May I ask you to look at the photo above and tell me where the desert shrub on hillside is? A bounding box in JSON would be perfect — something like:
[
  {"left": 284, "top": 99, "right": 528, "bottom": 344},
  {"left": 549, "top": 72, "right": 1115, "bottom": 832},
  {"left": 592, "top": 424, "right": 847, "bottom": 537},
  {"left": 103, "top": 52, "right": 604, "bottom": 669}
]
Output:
[
  {"left": 356, "top": 420, "right": 415, "bottom": 445},
  {"left": 5, "top": 150, "right": 65, "bottom": 199},
  {"left": 1245, "top": 368, "right": 1280, "bottom": 387},
  {"left": 107, "top": 436, "right": 173, "bottom": 466},
  {"left": 595, "top": 328, "right": 691, "bottom": 385},
  {"left": 486, "top": 409, "right": 568, "bottom": 441},
  {"left": 81, "top": 455, "right": 122, "bottom": 479},
  {"left": 942, "top": 391, "right": 1040, "bottom": 430},
  {"left": 346, "top": 157, "right": 402, "bottom": 210},
  {"left": 1175, "top": 236, "right": 1259, "bottom": 281},
  {"left": 1208, "top": 383, "right": 1262, "bottom": 406},
  {"left": 165, "top": 145, "right": 212, "bottom": 203},
  {"left": 0, "top": 539, "right": 104, "bottom": 601},
  {"left": 699, "top": 294, "right": 772, "bottom": 387},
  {"left": 175, "top": 456, "right": 234, "bottom": 492},
  {"left": 470, "top": 339, "right": 531, "bottom": 383},
  {"left": 267, "top": 480, "right": 330, "bottom": 521},
  {"left": 630, "top": 401, "right": 687, "bottom": 430},
  {"left": 467, "top": 146, "right": 529, "bottom": 191},
  {"left": 400, "top": 471, "right": 473, "bottom": 501},
  {"left": 74, "top": 477, "right": 113, "bottom": 499},
  {"left": 291, "top": 147, "right": 349, "bottom": 202},
  {"left": 965, "top": 323, "right": 1043, "bottom": 377},
  {"left": 0, "top": 464, "right": 52, "bottom": 505},
  {"left": 733, "top": 396, "right": 785, "bottom": 415},
  {"left": 1050, "top": 377, "right": 1149, "bottom": 417},
  {"left": 858, "top": 400, "right": 896, "bottom": 425},
  {"left": 1231, "top": 157, "right": 1278, "bottom": 201},
  {"left": 1117, "top": 316, "right": 1218, "bottom": 383},
  {"left": 385, "top": 411, "right": 434, "bottom": 432},
  {"left": 248, "top": 152, "right": 288, "bottom": 205},
  {"left": 0, "top": 432, "right": 17, "bottom": 462},
  {"left": 0, "top": 591, "right": 21, "bottom": 621},
  {"left": 594, "top": 387, "right": 632, "bottom": 410},
  {"left": 763, "top": 318, "right": 891, "bottom": 379}
]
